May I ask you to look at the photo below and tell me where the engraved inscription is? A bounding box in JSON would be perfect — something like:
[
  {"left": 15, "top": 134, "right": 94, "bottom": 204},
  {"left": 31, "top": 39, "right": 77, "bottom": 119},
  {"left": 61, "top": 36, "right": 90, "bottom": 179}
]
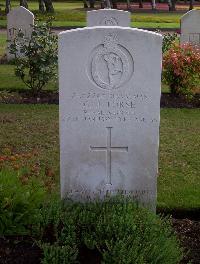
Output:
[
  {"left": 90, "top": 127, "right": 128, "bottom": 185},
  {"left": 67, "top": 189, "right": 155, "bottom": 205},
  {"left": 8, "top": 27, "right": 29, "bottom": 40},
  {"left": 64, "top": 92, "right": 158, "bottom": 124},
  {"left": 100, "top": 17, "right": 118, "bottom": 26},
  {"left": 87, "top": 34, "right": 134, "bottom": 90},
  {"left": 189, "top": 33, "right": 200, "bottom": 45}
]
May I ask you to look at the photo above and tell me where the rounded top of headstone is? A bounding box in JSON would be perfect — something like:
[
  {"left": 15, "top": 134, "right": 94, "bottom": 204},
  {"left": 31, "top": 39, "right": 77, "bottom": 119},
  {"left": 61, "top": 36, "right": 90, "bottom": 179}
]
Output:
[
  {"left": 59, "top": 26, "right": 162, "bottom": 41},
  {"left": 7, "top": 6, "right": 34, "bottom": 19},
  {"left": 87, "top": 9, "right": 131, "bottom": 27},
  {"left": 181, "top": 9, "right": 200, "bottom": 22},
  {"left": 87, "top": 8, "right": 130, "bottom": 14}
]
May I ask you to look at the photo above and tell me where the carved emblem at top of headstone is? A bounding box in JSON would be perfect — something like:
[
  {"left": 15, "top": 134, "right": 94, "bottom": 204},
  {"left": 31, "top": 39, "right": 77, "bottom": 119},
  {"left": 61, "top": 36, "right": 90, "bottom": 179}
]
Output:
[
  {"left": 87, "top": 33, "right": 134, "bottom": 90},
  {"left": 101, "top": 17, "right": 118, "bottom": 26}
]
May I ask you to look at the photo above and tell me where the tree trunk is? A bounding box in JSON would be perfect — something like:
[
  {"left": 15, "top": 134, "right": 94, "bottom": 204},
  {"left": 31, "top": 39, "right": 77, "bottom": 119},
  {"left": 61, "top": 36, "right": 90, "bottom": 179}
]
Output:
[
  {"left": 43, "top": 0, "right": 54, "bottom": 12},
  {"left": 20, "top": 0, "right": 28, "bottom": 9},
  {"left": 167, "top": 0, "right": 173, "bottom": 11},
  {"left": 111, "top": 0, "right": 117, "bottom": 9},
  {"left": 139, "top": 0, "right": 143, "bottom": 8},
  {"left": 89, "top": 0, "right": 95, "bottom": 8},
  {"left": 39, "top": 0, "right": 45, "bottom": 12},
  {"left": 126, "top": 0, "right": 131, "bottom": 10},
  {"left": 189, "top": 0, "right": 193, "bottom": 10},
  {"left": 151, "top": 0, "right": 156, "bottom": 10},
  {"left": 106, "top": 0, "right": 111, "bottom": 8},
  {"left": 100, "top": 0, "right": 105, "bottom": 8},
  {"left": 83, "top": 0, "right": 88, "bottom": 8},
  {"left": 171, "top": 0, "right": 176, "bottom": 11},
  {"left": 5, "top": 0, "right": 11, "bottom": 14}
]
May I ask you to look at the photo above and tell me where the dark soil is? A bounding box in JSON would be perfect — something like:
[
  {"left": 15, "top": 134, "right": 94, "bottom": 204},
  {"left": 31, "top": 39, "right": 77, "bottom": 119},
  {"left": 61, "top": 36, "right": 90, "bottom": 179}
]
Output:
[
  {"left": 0, "top": 91, "right": 199, "bottom": 108},
  {"left": 0, "top": 218, "right": 199, "bottom": 264},
  {"left": 173, "top": 219, "right": 200, "bottom": 264},
  {"left": 161, "top": 93, "right": 200, "bottom": 108},
  {"left": 0, "top": 91, "right": 59, "bottom": 105},
  {"left": 0, "top": 236, "right": 42, "bottom": 264}
]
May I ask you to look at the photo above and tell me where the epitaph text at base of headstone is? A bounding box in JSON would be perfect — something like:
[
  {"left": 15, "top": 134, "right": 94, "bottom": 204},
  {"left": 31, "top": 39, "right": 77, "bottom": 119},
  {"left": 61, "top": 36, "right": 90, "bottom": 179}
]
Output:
[
  {"left": 87, "top": 9, "right": 130, "bottom": 27},
  {"left": 59, "top": 27, "right": 162, "bottom": 210},
  {"left": 180, "top": 10, "right": 200, "bottom": 46},
  {"left": 7, "top": 6, "right": 34, "bottom": 60}
]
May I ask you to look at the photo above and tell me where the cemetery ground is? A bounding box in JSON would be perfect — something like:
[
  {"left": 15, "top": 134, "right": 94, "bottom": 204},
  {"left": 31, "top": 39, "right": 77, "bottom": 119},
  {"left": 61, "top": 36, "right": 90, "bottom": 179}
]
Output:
[
  {"left": 0, "top": 105, "right": 199, "bottom": 263},
  {"left": 0, "top": 104, "right": 199, "bottom": 210},
  {"left": 1, "top": 62, "right": 200, "bottom": 107},
  {"left": 0, "top": 4, "right": 200, "bottom": 264},
  {"left": 0, "top": 90, "right": 199, "bottom": 254},
  {"left": 0, "top": 1, "right": 187, "bottom": 29}
]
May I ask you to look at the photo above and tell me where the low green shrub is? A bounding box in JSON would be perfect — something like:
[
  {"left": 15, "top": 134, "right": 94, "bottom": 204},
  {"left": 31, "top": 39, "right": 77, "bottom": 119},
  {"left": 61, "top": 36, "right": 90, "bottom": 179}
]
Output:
[
  {"left": 162, "top": 32, "right": 178, "bottom": 53},
  {"left": 37, "top": 196, "right": 183, "bottom": 264},
  {"left": 9, "top": 18, "right": 58, "bottom": 96},
  {"left": 0, "top": 168, "right": 46, "bottom": 235},
  {"left": 163, "top": 43, "right": 200, "bottom": 99}
]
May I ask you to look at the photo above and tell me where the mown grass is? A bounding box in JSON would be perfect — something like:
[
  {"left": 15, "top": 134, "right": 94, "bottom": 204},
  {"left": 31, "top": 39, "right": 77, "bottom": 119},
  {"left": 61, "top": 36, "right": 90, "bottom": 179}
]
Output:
[
  {"left": 0, "top": 64, "right": 57, "bottom": 91},
  {"left": 0, "top": 1, "right": 182, "bottom": 28},
  {"left": 158, "top": 109, "right": 200, "bottom": 210},
  {"left": 0, "top": 33, "right": 6, "bottom": 57},
  {"left": 0, "top": 64, "right": 27, "bottom": 91},
  {"left": 0, "top": 104, "right": 199, "bottom": 210}
]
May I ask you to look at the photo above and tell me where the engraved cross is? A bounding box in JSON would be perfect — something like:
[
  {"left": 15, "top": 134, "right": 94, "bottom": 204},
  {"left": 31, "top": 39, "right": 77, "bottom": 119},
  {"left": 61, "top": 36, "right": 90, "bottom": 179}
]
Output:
[{"left": 90, "top": 127, "right": 128, "bottom": 185}]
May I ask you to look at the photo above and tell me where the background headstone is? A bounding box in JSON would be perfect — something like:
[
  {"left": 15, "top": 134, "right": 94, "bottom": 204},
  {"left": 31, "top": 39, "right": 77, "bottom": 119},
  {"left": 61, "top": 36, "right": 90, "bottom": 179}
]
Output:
[
  {"left": 59, "top": 27, "right": 162, "bottom": 210},
  {"left": 87, "top": 9, "right": 130, "bottom": 27},
  {"left": 180, "top": 10, "right": 200, "bottom": 45},
  {"left": 7, "top": 6, "right": 34, "bottom": 60}
]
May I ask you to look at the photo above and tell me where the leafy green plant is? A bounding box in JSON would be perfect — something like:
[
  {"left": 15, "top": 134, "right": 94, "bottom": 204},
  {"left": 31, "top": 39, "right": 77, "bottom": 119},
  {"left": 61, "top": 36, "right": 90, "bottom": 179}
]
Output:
[
  {"left": 163, "top": 43, "right": 200, "bottom": 99},
  {"left": 37, "top": 196, "right": 183, "bottom": 264},
  {"left": 0, "top": 169, "right": 46, "bottom": 235},
  {"left": 9, "top": 18, "right": 58, "bottom": 96},
  {"left": 162, "top": 32, "right": 178, "bottom": 53},
  {"left": 41, "top": 244, "right": 78, "bottom": 264},
  {"left": 36, "top": 199, "right": 78, "bottom": 264}
]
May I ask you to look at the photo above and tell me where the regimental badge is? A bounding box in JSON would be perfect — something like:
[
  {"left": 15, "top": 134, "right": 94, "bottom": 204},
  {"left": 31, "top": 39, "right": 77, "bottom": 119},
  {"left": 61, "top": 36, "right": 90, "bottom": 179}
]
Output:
[{"left": 87, "top": 33, "right": 134, "bottom": 90}]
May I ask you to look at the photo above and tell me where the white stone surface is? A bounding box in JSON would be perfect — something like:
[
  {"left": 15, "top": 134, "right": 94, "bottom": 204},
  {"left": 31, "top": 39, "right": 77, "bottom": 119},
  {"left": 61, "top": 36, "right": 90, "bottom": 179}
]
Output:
[
  {"left": 87, "top": 9, "right": 130, "bottom": 27},
  {"left": 7, "top": 6, "right": 34, "bottom": 60},
  {"left": 180, "top": 10, "right": 200, "bottom": 45},
  {"left": 59, "top": 26, "right": 162, "bottom": 210}
]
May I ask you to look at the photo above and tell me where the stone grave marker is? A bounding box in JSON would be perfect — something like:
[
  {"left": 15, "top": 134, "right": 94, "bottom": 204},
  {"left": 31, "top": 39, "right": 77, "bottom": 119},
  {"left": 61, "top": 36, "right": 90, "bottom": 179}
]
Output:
[
  {"left": 59, "top": 27, "right": 162, "bottom": 210},
  {"left": 7, "top": 6, "right": 34, "bottom": 60},
  {"left": 180, "top": 10, "right": 200, "bottom": 46},
  {"left": 87, "top": 9, "right": 130, "bottom": 27}
]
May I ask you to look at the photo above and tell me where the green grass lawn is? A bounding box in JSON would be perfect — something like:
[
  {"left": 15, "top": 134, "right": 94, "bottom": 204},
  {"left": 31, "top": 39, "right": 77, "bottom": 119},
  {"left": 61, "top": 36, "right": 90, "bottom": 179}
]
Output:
[
  {"left": 0, "top": 33, "right": 6, "bottom": 57},
  {"left": 0, "top": 1, "right": 181, "bottom": 28},
  {"left": 0, "top": 104, "right": 199, "bottom": 210},
  {"left": 158, "top": 109, "right": 200, "bottom": 210},
  {"left": 0, "top": 64, "right": 27, "bottom": 91},
  {"left": 0, "top": 64, "right": 57, "bottom": 91}
]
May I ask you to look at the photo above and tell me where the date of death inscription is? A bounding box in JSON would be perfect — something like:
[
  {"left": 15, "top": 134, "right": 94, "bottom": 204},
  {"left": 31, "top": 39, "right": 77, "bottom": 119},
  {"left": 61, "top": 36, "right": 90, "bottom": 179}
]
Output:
[{"left": 63, "top": 92, "right": 158, "bottom": 124}]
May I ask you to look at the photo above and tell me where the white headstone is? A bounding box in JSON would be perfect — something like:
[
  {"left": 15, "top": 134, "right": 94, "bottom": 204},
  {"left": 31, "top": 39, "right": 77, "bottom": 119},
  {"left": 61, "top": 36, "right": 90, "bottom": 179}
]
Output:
[
  {"left": 87, "top": 9, "right": 130, "bottom": 27},
  {"left": 59, "top": 27, "right": 162, "bottom": 210},
  {"left": 180, "top": 10, "right": 200, "bottom": 46},
  {"left": 7, "top": 6, "right": 34, "bottom": 60}
]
